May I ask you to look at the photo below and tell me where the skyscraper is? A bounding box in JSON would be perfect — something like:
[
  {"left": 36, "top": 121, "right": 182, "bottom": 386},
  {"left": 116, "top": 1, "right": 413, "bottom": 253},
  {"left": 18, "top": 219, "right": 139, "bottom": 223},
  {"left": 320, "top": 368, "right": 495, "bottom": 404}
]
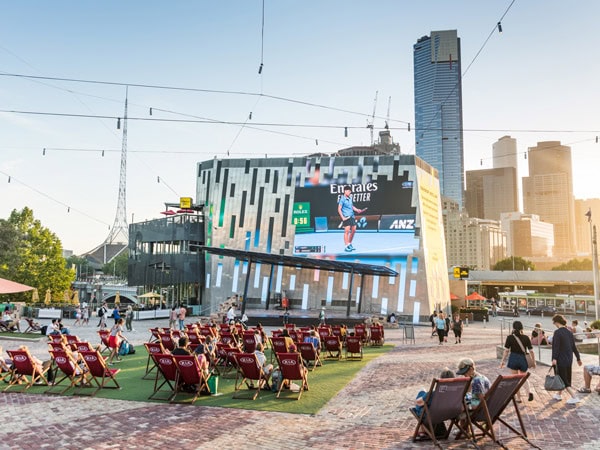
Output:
[
  {"left": 414, "top": 30, "right": 465, "bottom": 208},
  {"left": 522, "top": 141, "right": 576, "bottom": 256}
]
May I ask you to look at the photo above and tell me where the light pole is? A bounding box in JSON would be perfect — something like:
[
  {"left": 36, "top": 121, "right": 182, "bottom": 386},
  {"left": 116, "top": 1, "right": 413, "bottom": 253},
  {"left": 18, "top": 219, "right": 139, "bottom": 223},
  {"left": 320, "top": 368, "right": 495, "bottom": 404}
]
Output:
[{"left": 587, "top": 208, "right": 600, "bottom": 321}]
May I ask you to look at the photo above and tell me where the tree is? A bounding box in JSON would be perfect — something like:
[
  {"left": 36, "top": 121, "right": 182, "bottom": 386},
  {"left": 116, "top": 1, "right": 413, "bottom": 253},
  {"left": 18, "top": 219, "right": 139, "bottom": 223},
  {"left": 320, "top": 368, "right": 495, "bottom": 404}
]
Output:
[
  {"left": 492, "top": 257, "right": 535, "bottom": 271},
  {"left": 102, "top": 250, "right": 129, "bottom": 280},
  {"left": 551, "top": 258, "right": 593, "bottom": 271},
  {"left": 0, "top": 207, "right": 74, "bottom": 303},
  {"left": 66, "top": 255, "right": 94, "bottom": 280}
]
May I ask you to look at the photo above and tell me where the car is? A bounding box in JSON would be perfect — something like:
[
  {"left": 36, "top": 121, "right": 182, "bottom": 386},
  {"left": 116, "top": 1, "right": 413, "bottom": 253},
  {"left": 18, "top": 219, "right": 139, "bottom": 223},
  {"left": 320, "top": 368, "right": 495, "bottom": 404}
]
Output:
[{"left": 526, "top": 305, "right": 557, "bottom": 316}]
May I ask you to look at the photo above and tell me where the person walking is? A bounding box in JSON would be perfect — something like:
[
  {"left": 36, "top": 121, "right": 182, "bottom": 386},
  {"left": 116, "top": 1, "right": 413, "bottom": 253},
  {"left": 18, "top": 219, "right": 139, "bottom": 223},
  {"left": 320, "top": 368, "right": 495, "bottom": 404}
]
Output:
[
  {"left": 451, "top": 313, "right": 464, "bottom": 344},
  {"left": 178, "top": 304, "right": 186, "bottom": 330},
  {"left": 434, "top": 313, "right": 446, "bottom": 345},
  {"left": 550, "top": 314, "right": 583, "bottom": 404},
  {"left": 125, "top": 305, "right": 134, "bottom": 332},
  {"left": 500, "top": 320, "right": 536, "bottom": 402},
  {"left": 97, "top": 302, "right": 108, "bottom": 329}
]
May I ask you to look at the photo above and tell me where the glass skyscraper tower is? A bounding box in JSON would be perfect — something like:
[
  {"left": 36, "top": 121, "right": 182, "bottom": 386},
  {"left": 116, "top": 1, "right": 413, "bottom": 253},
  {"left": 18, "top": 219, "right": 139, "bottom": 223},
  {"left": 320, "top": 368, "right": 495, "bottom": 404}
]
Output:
[{"left": 413, "top": 30, "right": 465, "bottom": 208}]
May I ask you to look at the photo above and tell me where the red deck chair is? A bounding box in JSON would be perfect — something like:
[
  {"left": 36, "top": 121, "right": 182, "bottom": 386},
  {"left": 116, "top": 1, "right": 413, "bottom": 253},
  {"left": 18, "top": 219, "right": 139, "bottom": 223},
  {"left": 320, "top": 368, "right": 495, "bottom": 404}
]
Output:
[
  {"left": 345, "top": 336, "right": 363, "bottom": 360},
  {"left": 324, "top": 336, "right": 342, "bottom": 360},
  {"left": 143, "top": 341, "right": 166, "bottom": 379},
  {"left": 48, "top": 333, "right": 67, "bottom": 345},
  {"left": 284, "top": 323, "right": 296, "bottom": 331},
  {"left": 242, "top": 332, "right": 257, "bottom": 353},
  {"left": 220, "top": 346, "right": 242, "bottom": 378},
  {"left": 331, "top": 326, "right": 342, "bottom": 342},
  {"left": 159, "top": 331, "right": 176, "bottom": 352},
  {"left": 218, "top": 323, "right": 230, "bottom": 332},
  {"left": 219, "top": 331, "right": 236, "bottom": 347},
  {"left": 317, "top": 326, "right": 331, "bottom": 343},
  {"left": 78, "top": 350, "right": 120, "bottom": 396},
  {"left": 269, "top": 337, "right": 291, "bottom": 363},
  {"left": 48, "top": 341, "right": 68, "bottom": 353},
  {"left": 370, "top": 326, "right": 384, "bottom": 346},
  {"left": 187, "top": 330, "right": 203, "bottom": 346},
  {"left": 199, "top": 326, "right": 213, "bottom": 338},
  {"left": 467, "top": 373, "right": 534, "bottom": 448},
  {"left": 47, "top": 349, "right": 89, "bottom": 395},
  {"left": 65, "top": 335, "right": 80, "bottom": 347},
  {"left": 232, "top": 352, "right": 271, "bottom": 400},
  {"left": 149, "top": 353, "right": 178, "bottom": 401},
  {"left": 354, "top": 325, "right": 367, "bottom": 343},
  {"left": 97, "top": 330, "right": 111, "bottom": 354},
  {"left": 4, "top": 349, "right": 50, "bottom": 392},
  {"left": 298, "top": 342, "right": 322, "bottom": 371},
  {"left": 24, "top": 318, "right": 42, "bottom": 333},
  {"left": 171, "top": 354, "right": 210, "bottom": 404},
  {"left": 75, "top": 341, "right": 96, "bottom": 353},
  {"left": 410, "top": 376, "right": 473, "bottom": 447},
  {"left": 148, "top": 327, "right": 161, "bottom": 343},
  {"left": 171, "top": 329, "right": 184, "bottom": 340},
  {"left": 276, "top": 352, "right": 309, "bottom": 400},
  {"left": 271, "top": 329, "right": 283, "bottom": 338}
]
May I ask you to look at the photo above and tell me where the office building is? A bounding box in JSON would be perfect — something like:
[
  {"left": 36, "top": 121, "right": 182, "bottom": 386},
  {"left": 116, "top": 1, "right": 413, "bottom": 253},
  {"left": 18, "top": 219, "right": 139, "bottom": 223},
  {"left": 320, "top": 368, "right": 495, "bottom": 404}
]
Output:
[
  {"left": 465, "top": 167, "right": 518, "bottom": 221},
  {"left": 414, "top": 30, "right": 465, "bottom": 208},
  {"left": 500, "top": 212, "right": 554, "bottom": 258},
  {"left": 522, "top": 141, "right": 576, "bottom": 256}
]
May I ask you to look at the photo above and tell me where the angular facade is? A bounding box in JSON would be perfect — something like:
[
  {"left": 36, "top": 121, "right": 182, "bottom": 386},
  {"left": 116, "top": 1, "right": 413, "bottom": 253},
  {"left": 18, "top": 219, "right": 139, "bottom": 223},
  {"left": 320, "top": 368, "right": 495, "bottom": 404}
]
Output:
[
  {"left": 500, "top": 212, "right": 554, "bottom": 258},
  {"left": 465, "top": 167, "right": 518, "bottom": 220},
  {"left": 196, "top": 155, "right": 450, "bottom": 320},
  {"left": 414, "top": 30, "right": 465, "bottom": 208}
]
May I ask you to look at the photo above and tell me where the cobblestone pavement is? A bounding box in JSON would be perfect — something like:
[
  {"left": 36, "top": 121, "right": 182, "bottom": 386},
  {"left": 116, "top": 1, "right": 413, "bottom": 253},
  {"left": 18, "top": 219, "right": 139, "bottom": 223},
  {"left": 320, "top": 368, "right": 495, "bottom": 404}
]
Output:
[{"left": 1, "top": 318, "right": 599, "bottom": 449}]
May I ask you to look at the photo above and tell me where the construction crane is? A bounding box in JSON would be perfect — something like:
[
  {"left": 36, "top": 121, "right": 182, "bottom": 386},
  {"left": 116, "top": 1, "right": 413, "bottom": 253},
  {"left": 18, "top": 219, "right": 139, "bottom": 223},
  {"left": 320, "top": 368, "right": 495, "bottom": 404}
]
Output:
[
  {"left": 366, "top": 91, "right": 378, "bottom": 146},
  {"left": 384, "top": 96, "right": 391, "bottom": 130}
]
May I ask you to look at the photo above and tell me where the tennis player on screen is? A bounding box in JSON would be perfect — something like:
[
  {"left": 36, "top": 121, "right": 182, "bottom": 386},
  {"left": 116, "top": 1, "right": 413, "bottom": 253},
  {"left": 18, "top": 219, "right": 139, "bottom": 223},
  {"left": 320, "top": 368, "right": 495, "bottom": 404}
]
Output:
[{"left": 338, "top": 185, "right": 367, "bottom": 252}]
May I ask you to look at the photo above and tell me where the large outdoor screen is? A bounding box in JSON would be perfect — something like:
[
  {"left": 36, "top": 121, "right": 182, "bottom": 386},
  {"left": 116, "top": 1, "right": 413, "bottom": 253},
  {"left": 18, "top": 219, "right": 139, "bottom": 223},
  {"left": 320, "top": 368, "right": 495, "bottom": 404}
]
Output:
[{"left": 292, "top": 170, "right": 418, "bottom": 258}]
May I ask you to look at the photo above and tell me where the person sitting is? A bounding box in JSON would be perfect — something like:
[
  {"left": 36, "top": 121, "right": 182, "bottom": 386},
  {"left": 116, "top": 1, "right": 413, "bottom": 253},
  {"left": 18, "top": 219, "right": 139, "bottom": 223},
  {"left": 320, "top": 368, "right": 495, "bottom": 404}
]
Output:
[
  {"left": 0, "top": 345, "right": 13, "bottom": 374},
  {"left": 456, "top": 357, "right": 490, "bottom": 409},
  {"left": 17, "top": 345, "right": 54, "bottom": 383},
  {"left": 531, "top": 323, "right": 548, "bottom": 345},
  {"left": 570, "top": 320, "right": 584, "bottom": 341},
  {"left": 577, "top": 364, "right": 600, "bottom": 394},
  {"left": 172, "top": 336, "right": 191, "bottom": 355},
  {"left": 46, "top": 318, "right": 62, "bottom": 336},
  {"left": 254, "top": 342, "right": 273, "bottom": 378},
  {"left": 1, "top": 309, "right": 19, "bottom": 332},
  {"left": 412, "top": 368, "right": 456, "bottom": 440},
  {"left": 303, "top": 329, "right": 321, "bottom": 353},
  {"left": 280, "top": 328, "right": 295, "bottom": 352}
]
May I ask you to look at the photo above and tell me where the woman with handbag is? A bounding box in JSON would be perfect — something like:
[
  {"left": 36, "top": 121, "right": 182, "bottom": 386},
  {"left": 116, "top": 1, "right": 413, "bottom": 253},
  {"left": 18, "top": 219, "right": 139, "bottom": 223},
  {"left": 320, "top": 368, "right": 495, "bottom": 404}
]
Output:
[
  {"left": 500, "top": 320, "right": 536, "bottom": 402},
  {"left": 551, "top": 314, "right": 583, "bottom": 404}
]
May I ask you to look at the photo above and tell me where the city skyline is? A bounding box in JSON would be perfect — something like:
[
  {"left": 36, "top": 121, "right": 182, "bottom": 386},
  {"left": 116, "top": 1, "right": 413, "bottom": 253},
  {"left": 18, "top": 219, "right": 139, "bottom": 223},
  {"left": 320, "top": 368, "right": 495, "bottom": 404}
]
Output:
[{"left": 1, "top": 1, "right": 600, "bottom": 254}]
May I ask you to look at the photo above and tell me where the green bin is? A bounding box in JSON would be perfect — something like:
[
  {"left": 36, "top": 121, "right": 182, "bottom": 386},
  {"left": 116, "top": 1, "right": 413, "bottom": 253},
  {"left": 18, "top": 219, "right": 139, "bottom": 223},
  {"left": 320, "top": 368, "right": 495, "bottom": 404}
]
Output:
[{"left": 207, "top": 375, "right": 219, "bottom": 395}]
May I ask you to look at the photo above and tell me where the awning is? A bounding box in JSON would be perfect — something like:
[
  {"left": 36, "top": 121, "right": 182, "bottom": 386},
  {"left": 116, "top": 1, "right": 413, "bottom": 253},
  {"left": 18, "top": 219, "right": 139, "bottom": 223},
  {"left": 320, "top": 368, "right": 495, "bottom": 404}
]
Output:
[{"left": 0, "top": 277, "right": 35, "bottom": 294}]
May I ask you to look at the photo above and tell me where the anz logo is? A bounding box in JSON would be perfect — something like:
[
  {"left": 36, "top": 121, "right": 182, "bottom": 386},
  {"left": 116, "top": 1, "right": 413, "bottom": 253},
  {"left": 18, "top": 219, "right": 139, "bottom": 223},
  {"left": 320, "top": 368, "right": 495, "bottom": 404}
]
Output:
[
  {"left": 356, "top": 217, "right": 368, "bottom": 229},
  {"left": 388, "top": 219, "right": 415, "bottom": 230}
]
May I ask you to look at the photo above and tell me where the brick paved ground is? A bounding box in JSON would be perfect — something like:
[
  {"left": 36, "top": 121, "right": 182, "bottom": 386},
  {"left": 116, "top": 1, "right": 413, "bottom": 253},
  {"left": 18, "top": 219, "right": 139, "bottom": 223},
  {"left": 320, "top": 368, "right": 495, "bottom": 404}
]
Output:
[{"left": 1, "top": 316, "right": 599, "bottom": 449}]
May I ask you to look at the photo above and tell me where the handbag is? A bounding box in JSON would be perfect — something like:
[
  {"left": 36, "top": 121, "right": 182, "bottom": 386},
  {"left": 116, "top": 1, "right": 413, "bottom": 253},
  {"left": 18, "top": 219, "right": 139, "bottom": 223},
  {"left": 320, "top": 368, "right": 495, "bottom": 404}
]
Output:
[
  {"left": 513, "top": 334, "right": 535, "bottom": 368},
  {"left": 544, "top": 366, "right": 566, "bottom": 391}
]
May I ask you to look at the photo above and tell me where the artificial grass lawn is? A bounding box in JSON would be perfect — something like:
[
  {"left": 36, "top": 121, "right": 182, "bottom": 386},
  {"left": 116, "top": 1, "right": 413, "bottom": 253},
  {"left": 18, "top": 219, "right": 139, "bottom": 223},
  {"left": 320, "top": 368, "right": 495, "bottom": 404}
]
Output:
[
  {"left": 0, "top": 332, "right": 43, "bottom": 341},
  {"left": 11, "top": 344, "right": 393, "bottom": 415}
]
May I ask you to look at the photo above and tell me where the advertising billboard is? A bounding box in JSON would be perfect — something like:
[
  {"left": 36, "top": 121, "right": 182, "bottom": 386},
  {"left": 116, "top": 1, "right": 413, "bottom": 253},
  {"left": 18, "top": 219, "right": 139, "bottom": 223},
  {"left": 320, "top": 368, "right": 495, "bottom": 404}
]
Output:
[{"left": 292, "top": 170, "right": 418, "bottom": 258}]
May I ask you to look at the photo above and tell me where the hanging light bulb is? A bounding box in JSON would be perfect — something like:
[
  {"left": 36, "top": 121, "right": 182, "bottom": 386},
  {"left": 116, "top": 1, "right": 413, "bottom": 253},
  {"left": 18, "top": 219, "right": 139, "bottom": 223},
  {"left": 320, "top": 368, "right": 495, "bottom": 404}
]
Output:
[
  {"left": 344, "top": 127, "right": 348, "bottom": 137},
  {"left": 102, "top": 150, "right": 105, "bottom": 157},
  {"left": 117, "top": 118, "right": 121, "bottom": 129},
  {"left": 408, "top": 123, "right": 411, "bottom": 132},
  {"left": 157, "top": 176, "right": 160, "bottom": 183},
  {"left": 149, "top": 107, "right": 153, "bottom": 116},
  {"left": 258, "top": 63, "right": 263, "bottom": 74},
  {"left": 67, "top": 207, "right": 70, "bottom": 213},
  {"left": 480, "top": 159, "right": 483, "bottom": 166},
  {"left": 7, "top": 176, "right": 10, "bottom": 183},
  {"left": 524, "top": 152, "right": 527, "bottom": 160},
  {"left": 249, "top": 112, "right": 253, "bottom": 120},
  {"left": 315, "top": 139, "right": 319, "bottom": 146},
  {"left": 497, "top": 22, "right": 503, "bottom": 33},
  {"left": 42, "top": 148, "right": 46, "bottom": 156}
]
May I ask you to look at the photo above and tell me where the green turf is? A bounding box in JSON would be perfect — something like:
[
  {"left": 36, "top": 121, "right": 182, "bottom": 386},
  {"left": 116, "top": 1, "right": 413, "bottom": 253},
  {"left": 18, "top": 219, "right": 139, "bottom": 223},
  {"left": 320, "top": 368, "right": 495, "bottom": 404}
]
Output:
[
  {"left": 9, "top": 344, "right": 392, "bottom": 414},
  {"left": 0, "top": 332, "right": 43, "bottom": 341}
]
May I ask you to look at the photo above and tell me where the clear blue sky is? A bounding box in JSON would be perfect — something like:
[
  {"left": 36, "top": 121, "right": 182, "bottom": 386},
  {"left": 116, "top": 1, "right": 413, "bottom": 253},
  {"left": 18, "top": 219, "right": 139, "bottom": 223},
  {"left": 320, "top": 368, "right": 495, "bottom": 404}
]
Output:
[{"left": 1, "top": 1, "right": 599, "bottom": 254}]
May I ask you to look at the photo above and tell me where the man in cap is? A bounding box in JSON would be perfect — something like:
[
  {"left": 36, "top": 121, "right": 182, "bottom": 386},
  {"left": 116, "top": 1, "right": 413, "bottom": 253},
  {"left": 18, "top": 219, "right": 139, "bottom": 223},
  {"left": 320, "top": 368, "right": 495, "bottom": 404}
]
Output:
[
  {"left": 337, "top": 185, "right": 367, "bottom": 252},
  {"left": 457, "top": 357, "right": 490, "bottom": 408}
]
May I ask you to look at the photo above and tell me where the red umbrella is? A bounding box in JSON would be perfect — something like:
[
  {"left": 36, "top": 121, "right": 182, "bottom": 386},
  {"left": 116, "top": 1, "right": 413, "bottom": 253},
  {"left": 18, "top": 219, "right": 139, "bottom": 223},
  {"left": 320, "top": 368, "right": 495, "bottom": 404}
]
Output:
[
  {"left": 450, "top": 293, "right": 460, "bottom": 300},
  {"left": 465, "top": 292, "right": 486, "bottom": 301}
]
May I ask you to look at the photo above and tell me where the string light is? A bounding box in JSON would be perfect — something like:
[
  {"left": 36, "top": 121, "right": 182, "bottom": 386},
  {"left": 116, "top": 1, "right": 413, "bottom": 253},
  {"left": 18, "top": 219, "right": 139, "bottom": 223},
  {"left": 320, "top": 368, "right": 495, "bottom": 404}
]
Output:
[{"left": 497, "top": 22, "right": 503, "bottom": 33}]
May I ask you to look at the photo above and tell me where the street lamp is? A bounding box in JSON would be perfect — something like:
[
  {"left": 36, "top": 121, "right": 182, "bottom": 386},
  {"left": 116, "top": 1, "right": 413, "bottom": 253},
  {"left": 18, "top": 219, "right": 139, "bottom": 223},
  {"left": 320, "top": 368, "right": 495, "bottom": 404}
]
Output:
[{"left": 586, "top": 208, "right": 600, "bottom": 321}]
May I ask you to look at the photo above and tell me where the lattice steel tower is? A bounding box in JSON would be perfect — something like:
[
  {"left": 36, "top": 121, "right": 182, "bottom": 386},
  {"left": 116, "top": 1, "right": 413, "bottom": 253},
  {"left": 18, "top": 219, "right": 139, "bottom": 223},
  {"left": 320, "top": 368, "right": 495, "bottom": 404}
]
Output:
[{"left": 104, "top": 88, "right": 129, "bottom": 246}]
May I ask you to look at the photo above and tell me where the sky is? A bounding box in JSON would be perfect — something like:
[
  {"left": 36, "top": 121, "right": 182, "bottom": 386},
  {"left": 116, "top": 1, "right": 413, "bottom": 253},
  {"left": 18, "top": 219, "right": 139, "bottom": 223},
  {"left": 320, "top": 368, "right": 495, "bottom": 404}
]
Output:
[{"left": 1, "top": 1, "right": 600, "bottom": 255}]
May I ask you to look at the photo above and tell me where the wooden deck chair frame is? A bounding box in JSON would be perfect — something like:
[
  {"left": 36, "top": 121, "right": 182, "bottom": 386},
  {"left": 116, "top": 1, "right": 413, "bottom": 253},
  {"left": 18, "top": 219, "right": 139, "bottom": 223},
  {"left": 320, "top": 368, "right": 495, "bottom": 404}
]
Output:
[
  {"left": 410, "top": 376, "right": 474, "bottom": 448},
  {"left": 148, "top": 353, "right": 178, "bottom": 401},
  {"left": 4, "top": 349, "right": 50, "bottom": 392},
  {"left": 298, "top": 342, "right": 322, "bottom": 370},
  {"left": 324, "top": 336, "right": 342, "bottom": 360},
  {"left": 269, "top": 337, "right": 289, "bottom": 363},
  {"left": 158, "top": 331, "right": 176, "bottom": 352},
  {"left": 143, "top": 341, "right": 166, "bottom": 379},
  {"left": 171, "top": 354, "right": 210, "bottom": 404},
  {"left": 220, "top": 346, "right": 242, "bottom": 378},
  {"left": 47, "top": 349, "right": 90, "bottom": 395},
  {"left": 232, "top": 352, "right": 270, "bottom": 400},
  {"left": 97, "top": 330, "right": 111, "bottom": 354},
  {"left": 148, "top": 327, "right": 161, "bottom": 343},
  {"left": 24, "top": 318, "right": 42, "bottom": 333},
  {"left": 467, "top": 373, "right": 538, "bottom": 449},
  {"left": 77, "top": 350, "right": 120, "bottom": 396},
  {"left": 276, "top": 352, "right": 309, "bottom": 400},
  {"left": 345, "top": 336, "right": 363, "bottom": 360}
]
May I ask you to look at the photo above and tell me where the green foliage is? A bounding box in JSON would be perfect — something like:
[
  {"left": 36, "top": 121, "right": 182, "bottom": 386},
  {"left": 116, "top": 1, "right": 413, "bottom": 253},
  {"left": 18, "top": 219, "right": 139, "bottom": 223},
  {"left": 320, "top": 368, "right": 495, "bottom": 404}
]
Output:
[
  {"left": 492, "top": 257, "right": 535, "bottom": 271},
  {"left": 102, "top": 250, "right": 129, "bottom": 279},
  {"left": 551, "top": 258, "right": 593, "bottom": 271},
  {"left": 0, "top": 207, "right": 74, "bottom": 302},
  {"left": 590, "top": 320, "right": 600, "bottom": 330}
]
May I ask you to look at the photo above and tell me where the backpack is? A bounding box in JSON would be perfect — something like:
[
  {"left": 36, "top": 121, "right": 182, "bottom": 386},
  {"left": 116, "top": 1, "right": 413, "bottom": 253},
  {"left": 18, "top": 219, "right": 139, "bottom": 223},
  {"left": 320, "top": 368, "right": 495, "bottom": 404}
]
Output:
[
  {"left": 98, "top": 307, "right": 104, "bottom": 317},
  {"left": 119, "top": 341, "right": 135, "bottom": 355}
]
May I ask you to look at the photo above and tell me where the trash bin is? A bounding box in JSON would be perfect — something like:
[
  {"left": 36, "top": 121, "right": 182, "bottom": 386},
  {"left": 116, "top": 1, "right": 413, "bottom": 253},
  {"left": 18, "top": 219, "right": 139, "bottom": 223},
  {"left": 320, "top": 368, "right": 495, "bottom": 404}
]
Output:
[{"left": 207, "top": 375, "right": 219, "bottom": 395}]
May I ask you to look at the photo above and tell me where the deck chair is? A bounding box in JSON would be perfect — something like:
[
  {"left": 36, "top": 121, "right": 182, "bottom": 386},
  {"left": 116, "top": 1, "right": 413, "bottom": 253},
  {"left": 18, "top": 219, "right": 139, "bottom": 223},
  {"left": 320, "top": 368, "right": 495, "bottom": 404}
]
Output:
[
  {"left": 75, "top": 341, "right": 96, "bottom": 353},
  {"left": 220, "top": 346, "right": 242, "bottom": 378},
  {"left": 23, "top": 318, "right": 42, "bottom": 333},
  {"left": 148, "top": 327, "right": 161, "bottom": 343},
  {"left": 187, "top": 330, "right": 203, "bottom": 346},
  {"left": 370, "top": 326, "right": 384, "bottom": 346},
  {"left": 298, "top": 342, "right": 322, "bottom": 370},
  {"left": 324, "top": 336, "right": 342, "bottom": 360},
  {"left": 276, "top": 352, "right": 309, "bottom": 400},
  {"left": 148, "top": 353, "right": 178, "bottom": 401},
  {"left": 158, "top": 331, "right": 176, "bottom": 352},
  {"left": 48, "top": 333, "right": 67, "bottom": 345},
  {"left": 232, "top": 353, "right": 271, "bottom": 400},
  {"left": 0, "top": 356, "right": 11, "bottom": 383},
  {"left": 242, "top": 333, "right": 257, "bottom": 353},
  {"left": 47, "top": 349, "right": 89, "bottom": 395},
  {"left": 97, "top": 330, "right": 111, "bottom": 354},
  {"left": 171, "top": 354, "right": 210, "bottom": 404},
  {"left": 143, "top": 341, "right": 166, "bottom": 379},
  {"left": 354, "top": 325, "right": 367, "bottom": 344},
  {"left": 317, "top": 326, "right": 331, "bottom": 343},
  {"left": 468, "top": 373, "right": 537, "bottom": 449},
  {"left": 345, "top": 336, "right": 363, "bottom": 360},
  {"left": 4, "top": 349, "right": 50, "bottom": 392},
  {"left": 77, "top": 350, "right": 120, "bottom": 396},
  {"left": 410, "top": 376, "right": 473, "bottom": 448},
  {"left": 269, "top": 337, "right": 290, "bottom": 363}
]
